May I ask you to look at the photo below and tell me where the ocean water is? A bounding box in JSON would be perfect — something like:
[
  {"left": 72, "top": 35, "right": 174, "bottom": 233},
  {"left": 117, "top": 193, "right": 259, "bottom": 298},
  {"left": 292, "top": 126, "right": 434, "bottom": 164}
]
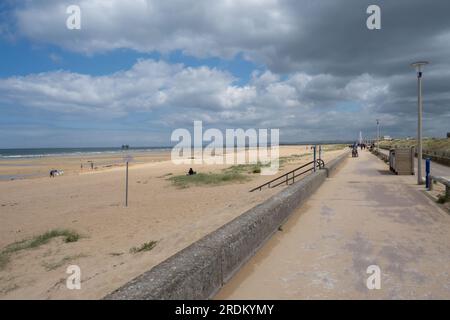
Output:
[
  {"left": 0, "top": 141, "right": 352, "bottom": 159},
  {"left": 0, "top": 147, "right": 171, "bottom": 159}
]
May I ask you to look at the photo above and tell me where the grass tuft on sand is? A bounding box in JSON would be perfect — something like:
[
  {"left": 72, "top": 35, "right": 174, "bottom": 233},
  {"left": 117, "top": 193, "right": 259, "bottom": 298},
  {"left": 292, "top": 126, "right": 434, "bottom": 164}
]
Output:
[
  {"left": 0, "top": 229, "right": 81, "bottom": 270},
  {"left": 169, "top": 172, "right": 249, "bottom": 188},
  {"left": 130, "top": 241, "right": 158, "bottom": 254},
  {"left": 42, "top": 253, "right": 87, "bottom": 271},
  {"left": 278, "top": 154, "right": 310, "bottom": 166},
  {"left": 224, "top": 162, "right": 270, "bottom": 174},
  {"left": 168, "top": 161, "right": 275, "bottom": 188},
  {"left": 322, "top": 144, "right": 347, "bottom": 151}
]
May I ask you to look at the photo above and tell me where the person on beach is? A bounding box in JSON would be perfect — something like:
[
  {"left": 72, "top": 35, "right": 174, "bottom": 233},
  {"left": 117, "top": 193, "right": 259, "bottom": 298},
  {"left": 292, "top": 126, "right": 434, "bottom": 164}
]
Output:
[{"left": 188, "top": 168, "right": 196, "bottom": 175}]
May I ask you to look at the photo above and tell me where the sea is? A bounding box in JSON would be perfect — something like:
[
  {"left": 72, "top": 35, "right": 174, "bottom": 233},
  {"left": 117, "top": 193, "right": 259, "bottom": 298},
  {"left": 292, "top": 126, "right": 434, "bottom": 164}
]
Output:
[
  {"left": 0, "top": 147, "right": 172, "bottom": 159},
  {"left": 0, "top": 141, "right": 352, "bottom": 159}
]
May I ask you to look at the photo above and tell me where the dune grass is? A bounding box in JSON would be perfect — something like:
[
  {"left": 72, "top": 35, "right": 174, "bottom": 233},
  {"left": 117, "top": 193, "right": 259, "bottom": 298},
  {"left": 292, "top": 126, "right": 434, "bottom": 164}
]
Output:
[
  {"left": 224, "top": 162, "right": 271, "bottom": 174},
  {"left": 42, "top": 253, "right": 87, "bottom": 271},
  {"left": 0, "top": 229, "right": 81, "bottom": 270},
  {"left": 130, "top": 241, "right": 158, "bottom": 254},
  {"left": 379, "top": 138, "right": 450, "bottom": 153},
  {"left": 278, "top": 154, "right": 311, "bottom": 166},
  {"left": 169, "top": 145, "right": 347, "bottom": 188},
  {"left": 109, "top": 252, "right": 124, "bottom": 256},
  {"left": 322, "top": 144, "right": 347, "bottom": 151},
  {"left": 158, "top": 173, "right": 173, "bottom": 178},
  {"left": 169, "top": 160, "right": 277, "bottom": 188},
  {"left": 169, "top": 171, "right": 250, "bottom": 188}
]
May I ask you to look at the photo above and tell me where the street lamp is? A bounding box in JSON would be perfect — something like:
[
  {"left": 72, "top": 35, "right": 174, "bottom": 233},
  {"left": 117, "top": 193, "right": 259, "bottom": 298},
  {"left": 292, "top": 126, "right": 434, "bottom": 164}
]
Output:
[
  {"left": 411, "top": 61, "right": 429, "bottom": 185},
  {"left": 376, "top": 119, "right": 380, "bottom": 152}
]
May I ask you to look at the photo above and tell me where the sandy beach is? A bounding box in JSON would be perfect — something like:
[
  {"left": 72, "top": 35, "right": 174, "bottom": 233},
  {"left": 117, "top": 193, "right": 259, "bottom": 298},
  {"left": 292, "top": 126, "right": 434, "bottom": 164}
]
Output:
[
  {"left": 0, "top": 150, "right": 171, "bottom": 181},
  {"left": 0, "top": 145, "right": 345, "bottom": 299}
]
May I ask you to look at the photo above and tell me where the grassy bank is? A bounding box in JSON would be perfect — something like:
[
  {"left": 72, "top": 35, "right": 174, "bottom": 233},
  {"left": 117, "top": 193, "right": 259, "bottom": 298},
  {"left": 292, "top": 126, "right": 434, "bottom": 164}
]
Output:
[
  {"left": 379, "top": 138, "right": 450, "bottom": 153},
  {"left": 169, "top": 171, "right": 250, "bottom": 188}
]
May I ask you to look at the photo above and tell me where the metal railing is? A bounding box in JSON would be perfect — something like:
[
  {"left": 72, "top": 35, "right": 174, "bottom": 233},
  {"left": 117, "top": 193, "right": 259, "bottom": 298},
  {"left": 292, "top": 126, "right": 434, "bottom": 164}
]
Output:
[
  {"left": 249, "top": 159, "right": 325, "bottom": 192},
  {"left": 428, "top": 175, "right": 450, "bottom": 202}
]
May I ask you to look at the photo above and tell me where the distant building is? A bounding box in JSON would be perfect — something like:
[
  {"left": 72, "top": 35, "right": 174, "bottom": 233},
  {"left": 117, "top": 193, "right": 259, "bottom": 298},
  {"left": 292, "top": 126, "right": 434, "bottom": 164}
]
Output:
[{"left": 382, "top": 135, "right": 393, "bottom": 141}]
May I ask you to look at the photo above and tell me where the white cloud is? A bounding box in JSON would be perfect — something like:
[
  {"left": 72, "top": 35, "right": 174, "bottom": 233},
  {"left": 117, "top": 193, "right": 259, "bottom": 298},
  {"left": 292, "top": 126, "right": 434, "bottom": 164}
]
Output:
[
  {"left": 12, "top": 0, "right": 294, "bottom": 59},
  {"left": 9, "top": 0, "right": 450, "bottom": 77},
  {"left": 0, "top": 59, "right": 394, "bottom": 136},
  {"left": 2, "top": 0, "right": 450, "bottom": 144},
  {"left": 344, "top": 74, "right": 389, "bottom": 102}
]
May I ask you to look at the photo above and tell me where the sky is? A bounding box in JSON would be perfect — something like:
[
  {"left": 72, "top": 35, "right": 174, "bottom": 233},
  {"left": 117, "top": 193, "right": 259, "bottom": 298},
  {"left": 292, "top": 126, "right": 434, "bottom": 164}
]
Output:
[{"left": 0, "top": 0, "right": 449, "bottom": 148}]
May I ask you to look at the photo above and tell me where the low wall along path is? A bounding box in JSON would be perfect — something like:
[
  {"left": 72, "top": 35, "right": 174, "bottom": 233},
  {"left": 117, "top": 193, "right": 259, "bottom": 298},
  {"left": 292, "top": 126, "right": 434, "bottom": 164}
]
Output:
[{"left": 104, "top": 151, "right": 351, "bottom": 300}]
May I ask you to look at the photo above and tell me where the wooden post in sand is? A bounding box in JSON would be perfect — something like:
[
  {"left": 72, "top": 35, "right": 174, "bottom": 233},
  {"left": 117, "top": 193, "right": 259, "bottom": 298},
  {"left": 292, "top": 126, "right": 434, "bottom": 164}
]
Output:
[
  {"left": 125, "top": 161, "right": 129, "bottom": 207},
  {"left": 123, "top": 154, "right": 133, "bottom": 207}
]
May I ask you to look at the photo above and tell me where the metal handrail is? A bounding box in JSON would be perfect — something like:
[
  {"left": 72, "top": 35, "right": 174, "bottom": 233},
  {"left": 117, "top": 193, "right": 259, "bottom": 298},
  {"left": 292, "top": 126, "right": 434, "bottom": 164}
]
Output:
[
  {"left": 428, "top": 175, "right": 450, "bottom": 202},
  {"left": 249, "top": 159, "right": 325, "bottom": 192},
  {"left": 428, "top": 175, "right": 450, "bottom": 189}
]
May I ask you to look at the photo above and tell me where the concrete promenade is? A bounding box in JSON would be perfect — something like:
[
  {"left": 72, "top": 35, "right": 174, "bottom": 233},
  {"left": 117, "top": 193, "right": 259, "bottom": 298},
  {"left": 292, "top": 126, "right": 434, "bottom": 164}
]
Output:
[{"left": 216, "top": 150, "right": 450, "bottom": 299}]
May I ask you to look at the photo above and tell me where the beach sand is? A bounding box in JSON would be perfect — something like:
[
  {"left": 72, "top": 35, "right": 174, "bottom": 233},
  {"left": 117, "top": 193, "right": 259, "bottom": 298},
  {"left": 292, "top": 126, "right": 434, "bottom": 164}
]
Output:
[
  {"left": 0, "top": 151, "right": 170, "bottom": 181},
  {"left": 0, "top": 145, "right": 345, "bottom": 299}
]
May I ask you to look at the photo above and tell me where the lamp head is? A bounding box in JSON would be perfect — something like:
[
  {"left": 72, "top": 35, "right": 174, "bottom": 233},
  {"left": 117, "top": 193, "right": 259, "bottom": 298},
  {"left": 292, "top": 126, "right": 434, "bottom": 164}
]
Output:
[{"left": 411, "top": 61, "right": 429, "bottom": 72}]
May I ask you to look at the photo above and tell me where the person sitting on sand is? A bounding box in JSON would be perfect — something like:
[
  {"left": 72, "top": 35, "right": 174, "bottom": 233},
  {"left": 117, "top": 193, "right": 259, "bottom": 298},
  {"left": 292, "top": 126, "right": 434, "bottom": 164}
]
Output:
[{"left": 188, "top": 168, "right": 197, "bottom": 176}]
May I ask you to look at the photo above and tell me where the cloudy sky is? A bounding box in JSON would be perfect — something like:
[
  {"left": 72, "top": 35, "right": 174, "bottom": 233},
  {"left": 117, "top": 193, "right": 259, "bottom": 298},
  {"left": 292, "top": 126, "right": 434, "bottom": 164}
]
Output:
[{"left": 0, "top": 0, "right": 449, "bottom": 148}]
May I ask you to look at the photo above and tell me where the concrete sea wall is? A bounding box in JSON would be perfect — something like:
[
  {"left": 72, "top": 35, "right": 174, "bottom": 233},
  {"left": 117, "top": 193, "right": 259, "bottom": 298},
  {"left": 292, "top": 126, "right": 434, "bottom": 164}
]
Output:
[{"left": 104, "top": 151, "right": 350, "bottom": 300}]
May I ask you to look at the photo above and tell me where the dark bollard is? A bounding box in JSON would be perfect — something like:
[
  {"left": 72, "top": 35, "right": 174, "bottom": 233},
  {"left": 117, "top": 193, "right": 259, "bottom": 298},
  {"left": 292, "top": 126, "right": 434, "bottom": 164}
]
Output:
[{"left": 425, "top": 158, "right": 431, "bottom": 189}]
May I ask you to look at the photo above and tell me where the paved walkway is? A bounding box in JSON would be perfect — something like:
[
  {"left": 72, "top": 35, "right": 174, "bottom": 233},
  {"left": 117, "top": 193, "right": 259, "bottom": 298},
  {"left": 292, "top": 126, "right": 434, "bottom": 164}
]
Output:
[{"left": 216, "top": 151, "right": 450, "bottom": 299}]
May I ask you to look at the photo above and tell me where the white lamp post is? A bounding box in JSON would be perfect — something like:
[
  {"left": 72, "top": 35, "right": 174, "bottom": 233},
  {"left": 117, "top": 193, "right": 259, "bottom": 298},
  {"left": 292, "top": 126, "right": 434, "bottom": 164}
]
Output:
[
  {"left": 411, "top": 61, "right": 429, "bottom": 185},
  {"left": 376, "top": 119, "right": 380, "bottom": 152}
]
